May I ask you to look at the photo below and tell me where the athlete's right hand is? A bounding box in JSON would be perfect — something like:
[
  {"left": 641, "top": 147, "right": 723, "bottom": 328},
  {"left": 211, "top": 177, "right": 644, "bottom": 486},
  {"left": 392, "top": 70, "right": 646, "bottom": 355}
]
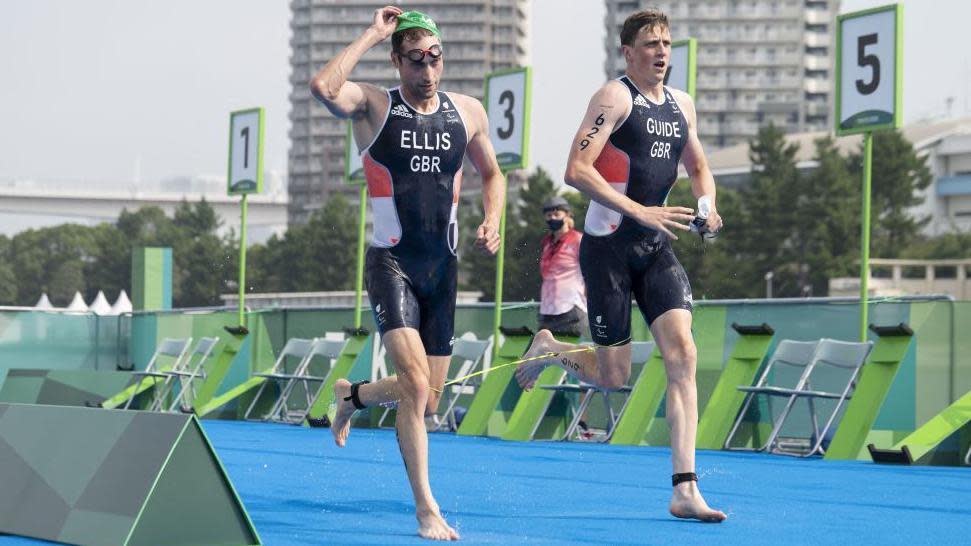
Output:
[
  {"left": 633, "top": 205, "right": 695, "bottom": 240},
  {"left": 369, "top": 6, "right": 402, "bottom": 41}
]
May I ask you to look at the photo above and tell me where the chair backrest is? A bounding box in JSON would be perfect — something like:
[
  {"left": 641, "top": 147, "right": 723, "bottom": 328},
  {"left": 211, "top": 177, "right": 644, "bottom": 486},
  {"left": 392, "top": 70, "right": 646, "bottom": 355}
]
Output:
[
  {"left": 146, "top": 338, "right": 192, "bottom": 372},
  {"left": 273, "top": 338, "right": 317, "bottom": 374},
  {"left": 182, "top": 337, "right": 219, "bottom": 373},
  {"left": 308, "top": 338, "right": 349, "bottom": 360},
  {"left": 759, "top": 340, "right": 819, "bottom": 390},
  {"left": 192, "top": 337, "right": 220, "bottom": 357},
  {"left": 630, "top": 341, "right": 655, "bottom": 365},
  {"left": 300, "top": 338, "right": 349, "bottom": 377},
  {"left": 452, "top": 338, "right": 490, "bottom": 362},
  {"left": 803, "top": 338, "right": 874, "bottom": 391},
  {"left": 448, "top": 338, "right": 491, "bottom": 392}
]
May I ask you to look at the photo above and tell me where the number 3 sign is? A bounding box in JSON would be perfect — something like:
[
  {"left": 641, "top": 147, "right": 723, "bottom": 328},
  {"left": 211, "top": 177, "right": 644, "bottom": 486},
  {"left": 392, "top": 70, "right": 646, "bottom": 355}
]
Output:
[
  {"left": 485, "top": 67, "right": 532, "bottom": 172},
  {"left": 836, "top": 4, "right": 902, "bottom": 135},
  {"left": 228, "top": 107, "right": 265, "bottom": 195}
]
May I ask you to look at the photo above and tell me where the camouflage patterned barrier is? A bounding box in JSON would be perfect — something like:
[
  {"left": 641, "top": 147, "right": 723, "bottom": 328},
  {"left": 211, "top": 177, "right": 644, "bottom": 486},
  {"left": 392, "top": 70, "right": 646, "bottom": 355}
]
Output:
[{"left": 0, "top": 403, "right": 260, "bottom": 545}]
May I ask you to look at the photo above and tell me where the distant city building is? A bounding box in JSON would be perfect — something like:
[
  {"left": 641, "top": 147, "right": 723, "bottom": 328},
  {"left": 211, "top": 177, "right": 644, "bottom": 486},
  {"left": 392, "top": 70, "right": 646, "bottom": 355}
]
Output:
[
  {"left": 0, "top": 173, "right": 288, "bottom": 243},
  {"left": 705, "top": 117, "right": 971, "bottom": 236},
  {"left": 288, "top": 0, "right": 530, "bottom": 224},
  {"left": 604, "top": 0, "right": 838, "bottom": 149}
]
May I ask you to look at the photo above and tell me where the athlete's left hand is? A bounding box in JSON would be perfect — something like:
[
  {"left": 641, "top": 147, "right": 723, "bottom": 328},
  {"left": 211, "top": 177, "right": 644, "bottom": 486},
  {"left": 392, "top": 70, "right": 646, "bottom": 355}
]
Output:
[
  {"left": 706, "top": 208, "right": 723, "bottom": 234},
  {"left": 474, "top": 222, "right": 501, "bottom": 255}
]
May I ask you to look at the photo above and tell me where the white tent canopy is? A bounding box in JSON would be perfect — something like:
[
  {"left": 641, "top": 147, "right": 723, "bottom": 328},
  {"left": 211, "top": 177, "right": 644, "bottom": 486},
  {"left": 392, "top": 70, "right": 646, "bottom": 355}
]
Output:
[
  {"left": 111, "top": 290, "right": 133, "bottom": 314},
  {"left": 88, "top": 291, "right": 112, "bottom": 315},
  {"left": 65, "top": 292, "right": 88, "bottom": 312},
  {"left": 34, "top": 293, "right": 54, "bottom": 310}
]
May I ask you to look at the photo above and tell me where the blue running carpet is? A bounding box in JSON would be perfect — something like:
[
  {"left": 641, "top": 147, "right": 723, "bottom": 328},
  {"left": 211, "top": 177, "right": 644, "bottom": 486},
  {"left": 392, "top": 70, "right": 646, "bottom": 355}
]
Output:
[{"left": 3, "top": 419, "right": 970, "bottom": 545}]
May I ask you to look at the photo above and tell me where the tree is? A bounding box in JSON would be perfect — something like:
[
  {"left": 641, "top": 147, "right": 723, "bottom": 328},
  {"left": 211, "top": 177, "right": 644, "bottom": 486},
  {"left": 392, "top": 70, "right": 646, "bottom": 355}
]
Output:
[
  {"left": 248, "top": 192, "right": 358, "bottom": 293},
  {"left": 459, "top": 167, "right": 560, "bottom": 302},
  {"left": 850, "top": 129, "right": 932, "bottom": 257},
  {"left": 735, "top": 124, "right": 802, "bottom": 297},
  {"left": 796, "top": 136, "right": 861, "bottom": 295}
]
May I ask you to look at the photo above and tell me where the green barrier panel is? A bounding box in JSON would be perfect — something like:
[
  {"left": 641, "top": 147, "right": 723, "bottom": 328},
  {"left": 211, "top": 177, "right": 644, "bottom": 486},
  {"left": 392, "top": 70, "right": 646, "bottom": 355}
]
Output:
[
  {"left": 696, "top": 324, "right": 775, "bottom": 450},
  {"left": 190, "top": 327, "right": 249, "bottom": 414},
  {"left": 0, "top": 370, "right": 134, "bottom": 407},
  {"left": 500, "top": 335, "right": 578, "bottom": 442},
  {"left": 306, "top": 332, "right": 373, "bottom": 424},
  {"left": 457, "top": 330, "right": 533, "bottom": 437},
  {"left": 0, "top": 403, "right": 260, "bottom": 545},
  {"left": 101, "top": 372, "right": 170, "bottom": 410},
  {"left": 609, "top": 348, "right": 666, "bottom": 446},
  {"left": 868, "top": 389, "right": 971, "bottom": 465},
  {"left": 824, "top": 324, "right": 913, "bottom": 461}
]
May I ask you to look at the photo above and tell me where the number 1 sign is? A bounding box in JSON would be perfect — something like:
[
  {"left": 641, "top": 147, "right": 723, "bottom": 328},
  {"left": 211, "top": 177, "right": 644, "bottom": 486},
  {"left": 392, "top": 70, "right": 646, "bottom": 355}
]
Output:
[
  {"left": 836, "top": 4, "right": 902, "bottom": 135},
  {"left": 485, "top": 67, "right": 532, "bottom": 172},
  {"left": 228, "top": 108, "right": 265, "bottom": 195}
]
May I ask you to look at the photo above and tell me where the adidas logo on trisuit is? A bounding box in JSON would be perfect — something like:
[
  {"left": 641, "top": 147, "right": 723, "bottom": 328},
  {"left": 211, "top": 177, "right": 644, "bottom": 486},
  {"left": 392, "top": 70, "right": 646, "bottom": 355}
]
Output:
[{"left": 391, "top": 104, "right": 413, "bottom": 118}]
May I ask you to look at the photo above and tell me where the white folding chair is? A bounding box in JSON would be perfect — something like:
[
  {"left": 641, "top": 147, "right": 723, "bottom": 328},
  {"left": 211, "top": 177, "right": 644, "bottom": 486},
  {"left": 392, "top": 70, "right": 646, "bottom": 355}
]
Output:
[
  {"left": 124, "top": 337, "right": 192, "bottom": 410},
  {"left": 436, "top": 338, "right": 491, "bottom": 432},
  {"left": 777, "top": 339, "right": 873, "bottom": 456},
  {"left": 267, "top": 337, "right": 349, "bottom": 424},
  {"left": 544, "top": 341, "right": 655, "bottom": 442},
  {"left": 724, "top": 339, "right": 819, "bottom": 451},
  {"left": 243, "top": 338, "right": 317, "bottom": 422},
  {"left": 164, "top": 337, "right": 220, "bottom": 413},
  {"left": 377, "top": 336, "right": 492, "bottom": 431}
]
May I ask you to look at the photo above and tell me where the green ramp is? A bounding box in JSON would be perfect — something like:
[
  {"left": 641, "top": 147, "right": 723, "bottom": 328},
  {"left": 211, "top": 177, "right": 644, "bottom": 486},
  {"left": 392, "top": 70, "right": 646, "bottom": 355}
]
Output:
[
  {"left": 305, "top": 329, "right": 373, "bottom": 424},
  {"left": 868, "top": 388, "right": 971, "bottom": 465},
  {"left": 457, "top": 327, "right": 533, "bottom": 437},
  {"left": 608, "top": 345, "right": 665, "bottom": 446},
  {"left": 500, "top": 335, "right": 578, "bottom": 442},
  {"left": 824, "top": 323, "right": 913, "bottom": 461},
  {"left": 0, "top": 403, "right": 260, "bottom": 546},
  {"left": 0, "top": 369, "right": 133, "bottom": 407},
  {"left": 696, "top": 323, "right": 775, "bottom": 450}
]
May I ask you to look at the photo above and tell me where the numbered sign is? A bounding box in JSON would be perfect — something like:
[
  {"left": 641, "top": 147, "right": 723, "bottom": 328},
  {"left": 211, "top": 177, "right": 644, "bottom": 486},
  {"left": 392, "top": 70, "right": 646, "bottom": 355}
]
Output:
[
  {"left": 228, "top": 108, "right": 264, "bottom": 195},
  {"left": 345, "top": 120, "right": 365, "bottom": 183},
  {"left": 485, "top": 67, "right": 532, "bottom": 171},
  {"left": 665, "top": 38, "right": 697, "bottom": 97},
  {"left": 836, "top": 4, "right": 902, "bottom": 135}
]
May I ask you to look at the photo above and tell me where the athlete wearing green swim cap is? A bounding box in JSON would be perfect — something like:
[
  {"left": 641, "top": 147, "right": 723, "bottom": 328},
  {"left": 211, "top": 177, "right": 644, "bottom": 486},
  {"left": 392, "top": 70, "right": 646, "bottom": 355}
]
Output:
[
  {"left": 309, "top": 4, "right": 505, "bottom": 542},
  {"left": 394, "top": 10, "right": 440, "bottom": 37}
]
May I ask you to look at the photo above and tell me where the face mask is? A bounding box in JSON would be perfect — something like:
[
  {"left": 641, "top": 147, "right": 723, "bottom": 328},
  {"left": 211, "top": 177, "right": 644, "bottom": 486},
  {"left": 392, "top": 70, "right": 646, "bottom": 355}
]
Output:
[{"left": 546, "top": 219, "right": 564, "bottom": 231}]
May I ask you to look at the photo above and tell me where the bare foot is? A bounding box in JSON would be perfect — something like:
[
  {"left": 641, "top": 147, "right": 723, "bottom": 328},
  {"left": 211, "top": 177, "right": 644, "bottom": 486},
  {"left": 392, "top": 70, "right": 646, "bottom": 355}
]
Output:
[
  {"left": 669, "top": 481, "right": 727, "bottom": 523},
  {"left": 417, "top": 507, "right": 460, "bottom": 541},
  {"left": 514, "top": 330, "right": 557, "bottom": 390},
  {"left": 331, "top": 379, "right": 356, "bottom": 448}
]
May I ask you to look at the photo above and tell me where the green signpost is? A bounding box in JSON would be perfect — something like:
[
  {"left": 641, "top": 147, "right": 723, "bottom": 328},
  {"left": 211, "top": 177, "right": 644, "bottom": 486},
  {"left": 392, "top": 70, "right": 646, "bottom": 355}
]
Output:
[
  {"left": 484, "top": 66, "right": 532, "bottom": 357},
  {"left": 345, "top": 120, "right": 368, "bottom": 329},
  {"left": 836, "top": 4, "right": 903, "bottom": 341},
  {"left": 227, "top": 107, "right": 265, "bottom": 328}
]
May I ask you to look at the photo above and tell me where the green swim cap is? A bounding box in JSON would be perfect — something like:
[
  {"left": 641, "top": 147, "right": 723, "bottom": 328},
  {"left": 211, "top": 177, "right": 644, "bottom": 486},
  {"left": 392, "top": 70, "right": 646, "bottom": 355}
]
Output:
[{"left": 395, "top": 10, "right": 440, "bottom": 37}]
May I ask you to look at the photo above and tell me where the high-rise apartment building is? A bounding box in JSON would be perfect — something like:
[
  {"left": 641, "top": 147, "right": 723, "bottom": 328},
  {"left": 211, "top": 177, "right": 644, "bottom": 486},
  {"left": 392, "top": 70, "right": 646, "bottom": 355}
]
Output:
[
  {"left": 604, "top": 0, "right": 838, "bottom": 149},
  {"left": 288, "top": 0, "right": 529, "bottom": 224}
]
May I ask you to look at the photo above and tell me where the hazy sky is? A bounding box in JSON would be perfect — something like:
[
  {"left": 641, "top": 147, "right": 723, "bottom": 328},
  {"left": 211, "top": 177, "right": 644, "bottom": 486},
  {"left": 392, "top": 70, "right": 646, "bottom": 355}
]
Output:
[{"left": 1, "top": 1, "right": 968, "bottom": 188}]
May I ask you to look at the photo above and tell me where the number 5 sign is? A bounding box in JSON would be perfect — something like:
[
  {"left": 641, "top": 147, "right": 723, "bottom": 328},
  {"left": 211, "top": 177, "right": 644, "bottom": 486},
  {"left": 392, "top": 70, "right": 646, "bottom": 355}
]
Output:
[
  {"left": 836, "top": 4, "right": 902, "bottom": 135},
  {"left": 485, "top": 67, "right": 532, "bottom": 172},
  {"left": 228, "top": 107, "right": 265, "bottom": 194}
]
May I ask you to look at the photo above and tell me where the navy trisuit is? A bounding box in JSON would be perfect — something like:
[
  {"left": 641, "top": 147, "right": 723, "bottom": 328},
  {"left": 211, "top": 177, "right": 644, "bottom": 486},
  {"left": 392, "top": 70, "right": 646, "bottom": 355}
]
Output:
[
  {"left": 360, "top": 88, "right": 467, "bottom": 356},
  {"left": 581, "top": 78, "right": 693, "bottom": 346}
]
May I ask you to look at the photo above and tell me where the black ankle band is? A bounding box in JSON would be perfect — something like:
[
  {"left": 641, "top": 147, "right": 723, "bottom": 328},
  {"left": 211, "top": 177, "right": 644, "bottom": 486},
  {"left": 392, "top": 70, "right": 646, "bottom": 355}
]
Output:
[
  {"left": 672, "top": 472, "right": 697, "bottom": 487},
  {"left": 344, "top": 380, "right": 370, "bottom": 410}
]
